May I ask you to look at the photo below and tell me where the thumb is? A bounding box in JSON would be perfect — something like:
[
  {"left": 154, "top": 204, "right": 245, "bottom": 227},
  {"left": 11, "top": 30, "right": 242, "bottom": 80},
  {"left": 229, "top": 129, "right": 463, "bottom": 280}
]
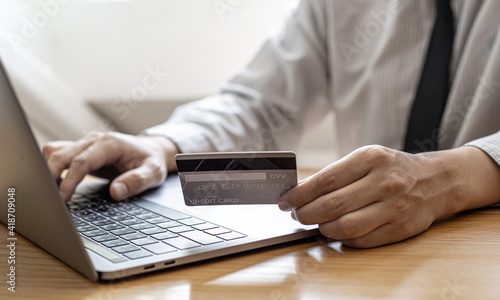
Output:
[{"left": 109, "top": 161, "right": 166, "bottom": 201}]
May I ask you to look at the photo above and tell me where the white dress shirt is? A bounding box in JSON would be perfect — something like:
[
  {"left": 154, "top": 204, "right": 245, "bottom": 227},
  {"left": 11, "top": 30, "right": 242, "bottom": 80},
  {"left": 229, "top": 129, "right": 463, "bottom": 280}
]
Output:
[{"left": 145, "top": 0, "right": 500, "bottom": 166}]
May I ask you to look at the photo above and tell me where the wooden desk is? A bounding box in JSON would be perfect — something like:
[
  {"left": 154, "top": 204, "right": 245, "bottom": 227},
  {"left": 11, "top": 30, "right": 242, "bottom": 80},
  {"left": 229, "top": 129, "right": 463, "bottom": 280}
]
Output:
[{"left": 2, "top": 172, "right": 500, "bottom": 299}]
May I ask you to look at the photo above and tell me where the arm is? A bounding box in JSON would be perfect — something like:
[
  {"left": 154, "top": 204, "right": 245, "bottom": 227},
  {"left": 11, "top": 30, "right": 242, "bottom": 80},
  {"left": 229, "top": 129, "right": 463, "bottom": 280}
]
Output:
[
  {"left": 44, "top": 0, "right": 332, "bottom": 201},
  {"left": 144, "top": 0, "right": 331, "bottom": 153}
]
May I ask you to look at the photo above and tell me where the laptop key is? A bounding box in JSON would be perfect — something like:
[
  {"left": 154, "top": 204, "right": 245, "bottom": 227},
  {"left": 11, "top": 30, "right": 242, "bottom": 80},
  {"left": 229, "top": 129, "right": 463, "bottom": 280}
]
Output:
[
  {"left": 131, "top": 237, "right": 158, "bottom": 246},
  {"left": 113, "top": 202, "right": 140, "bottom": 211},
  {"left": 102, "top": 210, "right": 125, "bottom": 217},
  {"left": 130, "top": 223, "right": 155, "bottom": 230},
  {"left": 102, "top": 239, "right": 129, "bottom": 248},
  {"left": 204, "top": 227, "right": 231, "bottom": 235},
  {"left": 75, "top": 225, "right": 97, "bottom": 232},
  {"left": 178, "top": 218, "right": 205, "bottom": 226},
  {"left": 147, "top": 217, "right": 171, "bottom": 224},
  {"left": 168, "top": 225, "right": 193, "bottom": 234},
  {"left": 73, "top": 220, "right": 88, "bottom": 227},
  {"left": 91, "top": 219, "right": 115, "bottom": 226},
  {"left": 92, "top": 234, "right": 118, "bottom": 243},
  {"left": 134, "top": 212, "right": 161, "bottom": 220},
  {"left": 93, "top": 204, "right": 109, "bottom": 212},
  {"left": 140, "top": 227, "right": 166, "bottom": 235},
  {"left": 101, "top": 223, "right": 125, "bottom": 231},
  {"left": 83, "top": 229, "right": 108, "bottom": 237},
  {"left": 123, "top": 249, "right": 153, "bottom": 260},
  {"left": 112, "top": 244, "right": 141, "bottom": 253},
  {"left": 217, "top": 231, "right": 246, "bottom": 241},
  {"left": 164, "top": 237, "right": 200, "bottom": 250},
  {"left": 121, "top": 232, "right": 147, "bottom": 241},
  {"left": 111, "top": 215, "right": 134, "bottom": 222},
  {"left": 126, "top": 208, "right": 151, "bottom": 216},
  {"left": 71, "top": 215, "right": 83, "bottom": 222},
  {"left": 192, "top": 223, "right": 218, "bottom": 231},
  {"left": 143, "top": 242, "right": 177, "bottom": 254},
  {"left": 180, "top": 230, "right": 224, "bottom": 245},
  {"left": 67, "top": 204, "right": 80, "bottom": 212},
  {"left": 75, "top": 211, "right": 95, "bottom": 217},
  {"left": 110, "top": 228, "right": 136, "bottom": 235},
  {"left": 151, "top": 232, "right": 178, "bottom": 240},
  {"left": 82, "top": 215, "right": 101, "bottom": 222},
  {"left": 144, "top": 206, "right": 191, "bottom": 220},
  {"left": 156, "top": 221, "right": 181, "bottom": 229},
  {"left": 119, "top": 218, "right": 143, "bottom": 226}
]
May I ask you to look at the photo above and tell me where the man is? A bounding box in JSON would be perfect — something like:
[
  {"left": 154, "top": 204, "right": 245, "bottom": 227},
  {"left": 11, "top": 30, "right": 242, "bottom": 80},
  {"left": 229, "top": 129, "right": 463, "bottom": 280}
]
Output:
[{"left": 43, "top": 0, "right": 500, "bottom": 248}]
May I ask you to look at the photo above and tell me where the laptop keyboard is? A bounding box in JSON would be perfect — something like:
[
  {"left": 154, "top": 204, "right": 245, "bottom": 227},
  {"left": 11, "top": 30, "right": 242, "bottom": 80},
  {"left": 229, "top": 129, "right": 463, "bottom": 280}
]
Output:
[{"left": 67, "top": 190, "right": 246, "bottom": 262}]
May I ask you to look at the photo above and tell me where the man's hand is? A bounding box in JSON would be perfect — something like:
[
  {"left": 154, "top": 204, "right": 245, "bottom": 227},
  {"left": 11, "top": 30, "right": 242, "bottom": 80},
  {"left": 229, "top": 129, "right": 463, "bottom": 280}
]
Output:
[
  {"left": 43, "top": 131, "right": 179, "bottom": 202},
  {"left": 278, "top": 145, "right": 500, "bottom": 248}
]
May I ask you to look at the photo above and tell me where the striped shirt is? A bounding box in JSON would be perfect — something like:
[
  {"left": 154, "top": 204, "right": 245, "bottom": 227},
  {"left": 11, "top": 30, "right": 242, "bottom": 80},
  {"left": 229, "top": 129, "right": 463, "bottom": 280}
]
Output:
[{"left": 146, "top": 0, "right": 500, "bottom": 165}]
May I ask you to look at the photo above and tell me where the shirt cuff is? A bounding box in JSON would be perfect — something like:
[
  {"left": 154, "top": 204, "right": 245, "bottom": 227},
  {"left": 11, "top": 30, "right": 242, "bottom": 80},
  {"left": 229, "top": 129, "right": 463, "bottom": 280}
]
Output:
[
  {"left": 464, "top": 131, "right": 500, "bottom": 166},
  {"left": 142, "top": 122, "right": 217, "bottom": 154}
]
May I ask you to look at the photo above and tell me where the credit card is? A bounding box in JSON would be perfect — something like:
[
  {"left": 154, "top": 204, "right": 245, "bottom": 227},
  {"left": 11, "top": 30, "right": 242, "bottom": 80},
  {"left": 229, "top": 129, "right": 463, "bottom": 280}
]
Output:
[{"left": 175, "top": 152, "right": 297, "bottom": 206}]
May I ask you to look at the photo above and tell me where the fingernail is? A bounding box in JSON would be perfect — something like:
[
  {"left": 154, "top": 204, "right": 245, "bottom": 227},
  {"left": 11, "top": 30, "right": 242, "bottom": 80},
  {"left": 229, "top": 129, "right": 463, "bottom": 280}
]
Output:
[
  {"left": 291, "top": 210, "right": 298, "bottom": 221},
  {"left": 113, "top": 182, "right": 128, "bottom": 200},
  {"left": 278, "top": 199, "right": 292, "bottom": 211}
]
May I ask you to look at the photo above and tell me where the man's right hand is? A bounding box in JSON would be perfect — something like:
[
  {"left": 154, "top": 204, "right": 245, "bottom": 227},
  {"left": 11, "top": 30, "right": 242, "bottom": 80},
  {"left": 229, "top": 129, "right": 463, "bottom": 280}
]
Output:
[{"left": 43, "top": 131, "right": 179, "bottom": 202}]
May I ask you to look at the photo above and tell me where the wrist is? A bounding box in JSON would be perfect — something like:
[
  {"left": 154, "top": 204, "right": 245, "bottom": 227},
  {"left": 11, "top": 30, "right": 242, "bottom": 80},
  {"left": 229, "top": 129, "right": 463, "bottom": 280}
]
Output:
[
  {"left": 454, "top": 146, "right": 500, "bottom": 210},
  {"left": 140, "top": 135, "right": 180, "bottom": 172},
  {"left": 419, "top": 146, "right": 500, "bottom": 219}
]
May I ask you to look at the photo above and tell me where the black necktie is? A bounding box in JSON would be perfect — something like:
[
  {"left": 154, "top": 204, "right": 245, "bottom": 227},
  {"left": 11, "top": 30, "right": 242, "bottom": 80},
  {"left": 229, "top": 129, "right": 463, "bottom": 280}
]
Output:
[{"left": 403, "top": 0, "right": 455, "bottom": 153}]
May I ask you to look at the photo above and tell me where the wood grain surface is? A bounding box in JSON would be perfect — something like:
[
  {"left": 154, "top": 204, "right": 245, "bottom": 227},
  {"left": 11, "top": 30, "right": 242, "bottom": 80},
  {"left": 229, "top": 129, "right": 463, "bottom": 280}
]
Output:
[{"left": 1, "top": 172, "right": 499, "bottom": 300}]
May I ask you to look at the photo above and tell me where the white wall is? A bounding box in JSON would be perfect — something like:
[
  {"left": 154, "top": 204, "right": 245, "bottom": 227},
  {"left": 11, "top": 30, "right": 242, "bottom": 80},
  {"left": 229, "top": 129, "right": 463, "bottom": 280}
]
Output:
[
  {"left": 4, "top": 0, "right": 296, "bottom": 99},
  {"left": 0, "top": 0, "right": 338, "bottom": 168}
]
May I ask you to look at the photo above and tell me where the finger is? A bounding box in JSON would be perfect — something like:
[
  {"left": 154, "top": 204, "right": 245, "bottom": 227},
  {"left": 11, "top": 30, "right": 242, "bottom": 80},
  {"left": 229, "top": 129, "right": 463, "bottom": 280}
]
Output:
[
  {"left": 60, "top": 138, "right": 122, "bottom": 201},
  {"left": 339, "top": 213, "right": 433, "bottom": 248},
  {"left": 44, "top": 141, "right": 78, "bottom": 180},
  {"left": 42, "top": 140, "right": 73, "bottom": 160},
  {"left": 298, "top": 175, "right": 313, "bottom": 185},
  {"left": 43, "top": 141, "right": 73, "bottom": 184},
  {"left": 45, "top": 132, "right": 103, "bottom": 181},
  {"left": 109, "top": 158, "right": 166, "bottom": 201},
  {"left": 279, "top": 148, "right": 372, "bottom": 211},
  {"left": 317, "top": 202, "right": 391, "bottom": 240},
  {"left": 293, "top": 175, "right": 383, "bottom": 225}
]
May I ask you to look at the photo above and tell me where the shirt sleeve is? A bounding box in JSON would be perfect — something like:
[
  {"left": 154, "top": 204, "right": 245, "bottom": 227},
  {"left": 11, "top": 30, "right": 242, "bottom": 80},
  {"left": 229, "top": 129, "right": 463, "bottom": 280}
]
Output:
[
  {"left": 144, "top": 0, "right": 331, "bottom": 153},
  {"left": 465, "top": 130, "right": 500, "bottom": 166}
]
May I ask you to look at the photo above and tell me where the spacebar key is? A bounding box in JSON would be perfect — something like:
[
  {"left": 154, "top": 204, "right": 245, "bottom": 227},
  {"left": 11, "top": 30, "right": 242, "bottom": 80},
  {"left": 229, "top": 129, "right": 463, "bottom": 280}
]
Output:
[{"left": 81, "top": 236, "right": 128, "bottom": 263}]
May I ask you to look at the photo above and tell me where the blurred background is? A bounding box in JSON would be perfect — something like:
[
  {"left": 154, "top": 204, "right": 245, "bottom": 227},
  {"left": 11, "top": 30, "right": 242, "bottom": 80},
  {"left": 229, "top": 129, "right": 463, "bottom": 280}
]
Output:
[{"left": 0, "top": 0, "right": 337, "bottom": 168}]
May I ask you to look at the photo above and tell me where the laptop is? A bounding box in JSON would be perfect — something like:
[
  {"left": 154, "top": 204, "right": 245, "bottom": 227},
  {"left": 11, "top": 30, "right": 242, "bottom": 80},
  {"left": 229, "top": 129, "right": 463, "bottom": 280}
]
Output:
[{"left": 0, "top": 56, "right": 319, "bottom": 281}]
